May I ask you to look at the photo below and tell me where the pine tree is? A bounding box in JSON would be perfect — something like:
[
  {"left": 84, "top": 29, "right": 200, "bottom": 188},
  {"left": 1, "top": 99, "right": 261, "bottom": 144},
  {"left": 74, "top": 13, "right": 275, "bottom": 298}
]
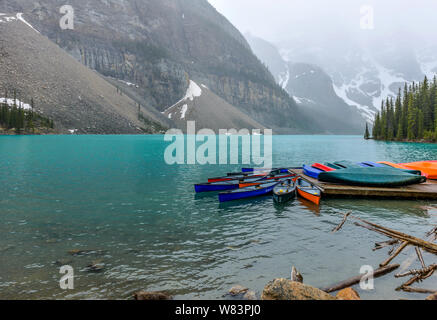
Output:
[{"left": 364, "top": 123, "right": 370, "bottom": 139}]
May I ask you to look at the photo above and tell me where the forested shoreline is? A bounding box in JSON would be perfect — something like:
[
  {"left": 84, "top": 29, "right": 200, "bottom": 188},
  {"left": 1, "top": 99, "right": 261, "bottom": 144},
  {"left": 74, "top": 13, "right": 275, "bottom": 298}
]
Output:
[
  {"left": 0, "top": 90, "right": 55, "bottom": 134},
  {"left": 372, "top": 76, "right": 437, "bottom": 142}
]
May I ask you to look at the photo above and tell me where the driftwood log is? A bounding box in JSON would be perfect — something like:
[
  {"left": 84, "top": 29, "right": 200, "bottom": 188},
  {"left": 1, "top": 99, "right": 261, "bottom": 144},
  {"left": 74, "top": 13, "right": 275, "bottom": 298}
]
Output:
[
  {"left": 401, "top": 287, "right": 437, "bottom": 294},
  {"left": 395, "top": 264, "right": 437, "bottom": 278},
  {"left": 373, "top": 240, "right": 399, "bottom": 251},
  {"left": 399, "top": 226, "right": 437, "bottom": 273},
  {"left": 415, "top": 247, "right": 426, "bottom": 269},
  {"left": 426, "top": 226, "right": 437, "bottom": 241},
  {"left": 351, "top": 216, "right": 437, "bottom": 254},
  {"left": 332, "top": 212, "right": 351, "bottom": 233},
  {"left": 380, "top": 241, "right": 409, "bottom": 267},
  {"left": 321, "top": 264, "right": 399, "bottom": 293},
  {"left": 395, "top": 264, "right": 437, "bottom": 291}
]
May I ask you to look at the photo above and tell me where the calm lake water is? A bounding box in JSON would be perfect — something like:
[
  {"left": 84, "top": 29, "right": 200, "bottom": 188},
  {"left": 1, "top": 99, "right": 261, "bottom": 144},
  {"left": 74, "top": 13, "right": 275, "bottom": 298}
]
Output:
[{"left": 0, "top": 135, "right": 437, "bottom": 300}]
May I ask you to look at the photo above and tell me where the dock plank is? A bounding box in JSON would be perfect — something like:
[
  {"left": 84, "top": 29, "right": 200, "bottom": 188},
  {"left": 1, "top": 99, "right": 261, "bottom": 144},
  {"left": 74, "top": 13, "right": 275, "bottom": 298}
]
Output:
[{"left": 291, "top": 169, "right": 437, "bottom": 200}]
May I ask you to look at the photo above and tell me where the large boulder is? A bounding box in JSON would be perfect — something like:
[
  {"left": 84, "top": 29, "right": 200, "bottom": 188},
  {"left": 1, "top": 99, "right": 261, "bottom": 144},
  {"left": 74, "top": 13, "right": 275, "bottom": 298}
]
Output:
[
  {"left": 262, "top": 279, "right": 336, "bottom": 300},
  {"left": 336, "top": 288, "right": 360, "bottom": 300}
]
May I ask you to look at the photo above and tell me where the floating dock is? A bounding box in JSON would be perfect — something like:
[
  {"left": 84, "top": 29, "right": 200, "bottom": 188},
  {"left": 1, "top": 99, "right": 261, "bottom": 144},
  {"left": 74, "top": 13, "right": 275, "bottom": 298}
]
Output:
[{"left": 290, "top": 169, "right": 437, "bottom": 200}]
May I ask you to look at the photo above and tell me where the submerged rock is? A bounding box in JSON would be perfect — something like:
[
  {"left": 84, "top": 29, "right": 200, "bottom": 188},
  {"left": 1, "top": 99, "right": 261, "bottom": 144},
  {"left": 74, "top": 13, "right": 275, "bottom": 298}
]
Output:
[
  {"left": 54, "top": 259, "right": 73, "bottom": 267},
  {"left": 243, "top": 291, "right": 258, "bottom": 300},
  {"left": 228, "top": 285, "right": 249, "bottom": 296},
  {"left": 426, "top": 292, "right": 437, "bottom": 300},
  {"left": 262, "top": 279, "right": 336, "bottom": 300},
  {"left": 85, "top": 259, "right": 105, "bottom": 273},
  {"left": 336, "top": 288, "right": 360, "bottom": 300},
  {"left": 134, "top": 291, "right": 173, "bottom": 300},
  {"left": 0, "top": 245, "right": 15, "bottom": 253},
  {"left": 68, "top": 249, "right": 106, "bottom": 256}
]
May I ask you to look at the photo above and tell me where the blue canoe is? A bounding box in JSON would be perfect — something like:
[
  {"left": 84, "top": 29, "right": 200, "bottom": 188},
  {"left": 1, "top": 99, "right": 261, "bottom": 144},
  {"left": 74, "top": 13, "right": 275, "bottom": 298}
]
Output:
[
  {"left": 241, "top": 168, "right": 291, "bottom": 174},
  {"left": 361, "top": 161, "right": 385, "bottom": 168},
  {"left": 327, "top": 161, "right": 374, "bottom": 169},
  {"left": 219, "top": 181, "right": 280, "bottom": 203},
  {"left": 195, "top": 177, "right": 263, "bottom": 193},
  {"left": 303, "top": 165, "right": 324, "bottom": 179}
]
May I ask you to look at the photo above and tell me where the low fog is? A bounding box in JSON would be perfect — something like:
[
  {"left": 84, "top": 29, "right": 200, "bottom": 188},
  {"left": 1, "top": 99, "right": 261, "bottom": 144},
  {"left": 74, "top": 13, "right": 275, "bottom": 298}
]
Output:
[{"left": 209, "top": 0, "right": 437, "bottom": 49}]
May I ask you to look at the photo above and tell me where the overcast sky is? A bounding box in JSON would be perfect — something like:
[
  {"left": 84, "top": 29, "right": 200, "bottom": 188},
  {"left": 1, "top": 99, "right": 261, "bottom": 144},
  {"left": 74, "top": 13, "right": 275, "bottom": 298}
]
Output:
[{"left": 208, "top": 0, "right": 437, "bottom": 47}]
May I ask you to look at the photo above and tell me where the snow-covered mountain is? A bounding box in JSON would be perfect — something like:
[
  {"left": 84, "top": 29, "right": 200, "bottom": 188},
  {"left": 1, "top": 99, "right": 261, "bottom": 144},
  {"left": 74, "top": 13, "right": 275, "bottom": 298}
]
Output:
[
  {"left": 279, "top": 36, "right": 437, "bottom": 122},
  {"left": 246, "top": 34, "right": 365, "bottom": 133}
]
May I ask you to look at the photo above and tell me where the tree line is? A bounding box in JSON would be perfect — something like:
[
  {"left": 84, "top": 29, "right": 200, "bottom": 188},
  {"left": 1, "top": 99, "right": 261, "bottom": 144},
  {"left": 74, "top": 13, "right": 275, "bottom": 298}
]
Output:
[
  {"left": 372, "top": 75, "right": 437, "bottom": 141},
  {"left": 0, "top": 90, "right": 54, "bottom": 133}
]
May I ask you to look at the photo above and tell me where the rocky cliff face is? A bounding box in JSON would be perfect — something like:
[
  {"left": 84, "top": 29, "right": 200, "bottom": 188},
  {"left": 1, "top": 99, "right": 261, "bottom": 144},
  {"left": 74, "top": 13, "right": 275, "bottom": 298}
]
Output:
[
  {"left": 0, "top": 18, "right": 168, "bottom": 134},
  {"left": 2, "top": 0, "right": 307, "bottom": 132}
]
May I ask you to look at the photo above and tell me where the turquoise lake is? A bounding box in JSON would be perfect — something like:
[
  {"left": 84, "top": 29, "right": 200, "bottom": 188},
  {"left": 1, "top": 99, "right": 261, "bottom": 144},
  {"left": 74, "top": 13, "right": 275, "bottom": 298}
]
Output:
[{"left": 1, "top": 135, "right": 437, "bottom": 300}]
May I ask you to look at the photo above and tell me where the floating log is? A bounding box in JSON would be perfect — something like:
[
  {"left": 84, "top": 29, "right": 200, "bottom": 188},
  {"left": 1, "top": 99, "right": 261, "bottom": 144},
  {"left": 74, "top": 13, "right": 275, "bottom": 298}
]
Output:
[
  {"left": 380, "top": 241, "right": 409, "bottom": 267},
  {"left": 373, "top": 240, "right": 399, "bottom": 251},
  {"left": 399, "top": 228, "right": 437, "bottom": 273},
  {"left": 415, "top": 247, "right": 426, "bottom": 269},
  {"left": 321, "top": 264, "right": 399, "bottom": 293},
  {"left": 352, "top": 216, "right": 437, "bottom": 254},
  {"left": 401, "top": 287, "right": 437, "bottom": 294},
  {"left": 332, "top": 212, "right": 351, "bottom": 233},
  {"left": 395, "top": 264, "right": 437, "bottom": 278},
  {"left": 396, "top": 264, "right": 437, "bottom": 290},
  {"left": 426, "top": 226, "right": 437, "bottom": 239}
]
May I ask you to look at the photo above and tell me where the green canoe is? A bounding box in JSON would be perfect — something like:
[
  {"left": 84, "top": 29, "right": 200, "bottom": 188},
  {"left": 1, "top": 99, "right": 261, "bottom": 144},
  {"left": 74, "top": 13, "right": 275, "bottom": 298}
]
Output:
[
  {"left": 318, "top": 167, "right": 426, "bottom": 187},
  {"left": 330, "top": 160, "right": 363, "bottom": 169}
]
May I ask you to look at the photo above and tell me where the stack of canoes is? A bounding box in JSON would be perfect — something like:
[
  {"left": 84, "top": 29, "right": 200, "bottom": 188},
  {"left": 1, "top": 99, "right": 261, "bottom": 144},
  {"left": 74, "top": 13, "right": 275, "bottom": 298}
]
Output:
[
  {"left": 194, "top": 169, "right": 296, "bottom": 193},
  {"left": 194, "top": 168, "right": 322, "bottom": 205},
  {"left": 194, "top": 160, "right": 437, "bottom": 206},
  {"left": 302, "top": 160, "right": 431, "bottom": 187}
]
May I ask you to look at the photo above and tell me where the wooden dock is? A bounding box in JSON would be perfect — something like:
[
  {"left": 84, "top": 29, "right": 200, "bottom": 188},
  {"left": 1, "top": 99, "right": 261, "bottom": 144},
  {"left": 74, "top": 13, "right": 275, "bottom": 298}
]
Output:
[{"left": 290, "top": 169, "right": 437, "bottom": 200}]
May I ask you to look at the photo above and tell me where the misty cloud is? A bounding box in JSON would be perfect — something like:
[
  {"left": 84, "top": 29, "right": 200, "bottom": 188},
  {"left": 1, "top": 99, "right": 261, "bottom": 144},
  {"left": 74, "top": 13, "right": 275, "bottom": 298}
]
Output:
[{"left": 209, "top": 0, "right": 437, "bottom": 46}]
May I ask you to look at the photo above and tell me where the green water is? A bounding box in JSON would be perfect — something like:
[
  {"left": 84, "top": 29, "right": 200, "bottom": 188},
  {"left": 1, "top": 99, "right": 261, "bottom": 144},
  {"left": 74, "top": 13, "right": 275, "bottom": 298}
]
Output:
[{"left": 0, "top": 135, "right": 437, "bottom": 300}]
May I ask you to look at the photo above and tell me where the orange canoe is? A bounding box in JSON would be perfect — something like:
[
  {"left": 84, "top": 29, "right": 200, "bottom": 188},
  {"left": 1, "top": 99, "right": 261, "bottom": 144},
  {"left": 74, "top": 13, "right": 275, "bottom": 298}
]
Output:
[
  {"left": 399, "top": 161, "right": 437, "bottom": 179},
  {"left": 296, "top": 178, "right": 321, "bottom": 205},
  {"left": 377, "top": 161, "right": 410, "bottom": 170}
]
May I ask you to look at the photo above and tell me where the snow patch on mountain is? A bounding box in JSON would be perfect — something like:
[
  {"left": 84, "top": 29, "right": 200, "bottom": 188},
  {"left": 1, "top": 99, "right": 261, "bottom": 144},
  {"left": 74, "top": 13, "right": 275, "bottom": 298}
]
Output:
[
  {"left": 0, "top": 13, "right": 39, "bottom": 33},
  {"left": 180, "top": 104, "right": 188, "bottom": 119},
  {"left": 0, "top": 97, "right": 33, "bottom": 110},
  {"left": 333, "top": 84, "right": 375, "bottom": 122},
  {"left": 118, "top": 79, "right": 139, "bottom": 88},
  {"left": 293, "top": 96, "right": 315, "bottom": 105},
  {"left": 183, "top": 80, "right": 202, "bottom": 101},
  {"left": 163, "top": 80, "right": 202, "bottom": 113},
  {"left": 372, "top": 63, "right": 409, "bottom": 111},
  {"left": 16, "top": 13, "right": 39, "bottom": 33},
  {"left": 332, "top": 59, "right": 412, "bottom": 122},
  {"left": 162, "top": 80, "right": 203, "bottom": 121},
  {"left": 278, "top": 64, "right": 290, "bottom": 89}
]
